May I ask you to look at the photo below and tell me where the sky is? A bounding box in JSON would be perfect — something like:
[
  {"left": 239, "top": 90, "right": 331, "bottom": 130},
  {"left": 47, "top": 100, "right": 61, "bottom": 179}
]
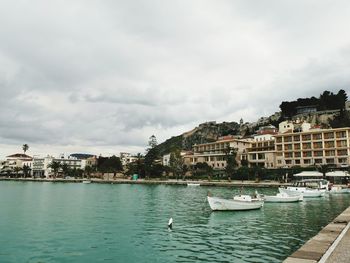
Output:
[{"left": 0, "top": 0, "right": 350, "bottom": 158}]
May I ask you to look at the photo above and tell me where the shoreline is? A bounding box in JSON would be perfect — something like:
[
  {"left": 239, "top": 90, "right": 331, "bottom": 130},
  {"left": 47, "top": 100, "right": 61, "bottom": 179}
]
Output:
[{"left": 0, "top": 177, "right": 289, "bottom": 188}]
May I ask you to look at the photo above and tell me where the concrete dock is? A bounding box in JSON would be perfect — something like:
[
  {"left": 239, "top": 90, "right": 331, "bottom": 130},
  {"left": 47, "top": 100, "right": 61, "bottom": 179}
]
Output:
[{"left": 284, "top": 206, "right": 350, "bottom": 263}]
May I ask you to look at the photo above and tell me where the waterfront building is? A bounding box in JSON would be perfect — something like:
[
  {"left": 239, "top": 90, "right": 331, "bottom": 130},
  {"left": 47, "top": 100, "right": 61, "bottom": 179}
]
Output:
[
  {"left": 274, "top": 127, "right": 350, "bottom": 168},
  {"left": 185, "top": 137, "right": 252, "bottom": 169},
  {"left": 5, "top": 153, "right": 33, "bottom": 169}
]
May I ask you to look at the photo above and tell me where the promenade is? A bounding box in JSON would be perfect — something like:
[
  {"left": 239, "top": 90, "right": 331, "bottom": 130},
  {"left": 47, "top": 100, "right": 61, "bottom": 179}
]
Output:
[{"left": 284, "top": 206, "right": 350, "bottom": 263}]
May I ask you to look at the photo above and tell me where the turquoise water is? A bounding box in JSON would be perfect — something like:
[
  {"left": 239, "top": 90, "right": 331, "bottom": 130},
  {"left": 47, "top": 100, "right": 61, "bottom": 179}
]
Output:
[{"left": 1, "top": 182, "right": 350, "bottom": 263}]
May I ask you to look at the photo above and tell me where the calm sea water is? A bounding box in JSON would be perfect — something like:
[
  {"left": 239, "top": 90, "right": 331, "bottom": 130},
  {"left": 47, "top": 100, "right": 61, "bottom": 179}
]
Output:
[{"left": 0, "top": 182, "right": 350, "bottom": 263}]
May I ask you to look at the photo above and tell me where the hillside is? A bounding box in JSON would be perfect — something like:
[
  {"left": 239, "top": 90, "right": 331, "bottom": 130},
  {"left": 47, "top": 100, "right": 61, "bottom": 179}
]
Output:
[
  {"left": 154, "top": 89, "right": 350, "bottom": 156},
  {"left": 154, "top": 121, "right": 240, "bottom": 156}
]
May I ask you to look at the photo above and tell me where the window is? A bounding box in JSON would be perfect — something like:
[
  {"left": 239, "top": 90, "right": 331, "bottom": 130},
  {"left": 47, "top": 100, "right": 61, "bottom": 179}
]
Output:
[
  {"left": 303, "top": 151, "right": 312, "bottom": 157},
  {"left": 302, "top": 134, "right": 311, "bottom": 141},
  {"left": 313, "top": 142, "right": 322, "bottom": 149},
  {"left": 336, "top": 131, "right": 346, "bottom": 138},
  {"left": 314, "top": 159, "right": 322, "bottom": 164},
  {"left": 337, "top": 150, "right": 348, "bottom": 156},
  {"left": 325, "top": 141, "right": 335, "bottom": 148},
  {"left": 302, "top": 143, "right": 311, "bottom": 149},
  {"left": 285, "top": 144, "right": 293, "bottom": 150},
  {"left": 325, "top": 150, "right": 335, "bottom": 156},
  {"left": 312, "top": 133, "right": 322, "bottom": 140},
  {"left": 295, "top": 152, "right": 301, "bottom": 158},
  {"left": 285, "top": 136, "right": 292, "bottom": 142},
  {"left": 293, "top": 135, "right": 300, "bottom": 141},
  {"left": 294, "top": 144, "right": 301, "bottom": 150},
  {"left": 314, "top": 151, "right": 323, "bottom": 157},
  {"left": 324, "top": 132, "right": 334, "bottom": 139},
  {"left": 337, "top": 140, "right": 347, "bottom": 147}
]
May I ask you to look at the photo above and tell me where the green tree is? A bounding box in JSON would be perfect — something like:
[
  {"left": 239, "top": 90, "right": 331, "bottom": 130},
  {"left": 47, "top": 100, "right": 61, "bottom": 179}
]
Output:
[
  {"left": 22, "top": 144, "right": 29, "bottom": 154},
  {"left": 169, "top": 150, "right": 184, "bottom": 180},
  {"left": 48, "top": 161, "right": 61, "bottom": 178},
  {"left": 224, "top": 147, "right": 238, "bottom": 179}
]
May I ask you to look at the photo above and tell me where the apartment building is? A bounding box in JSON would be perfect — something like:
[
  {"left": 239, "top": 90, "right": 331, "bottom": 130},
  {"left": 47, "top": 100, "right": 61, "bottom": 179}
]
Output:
[
  {"left": 274, "top": 127, "right": 350, "bottom": 168},
  {"left": 184, "top": 136, "right": 252, "bottom": 169}
]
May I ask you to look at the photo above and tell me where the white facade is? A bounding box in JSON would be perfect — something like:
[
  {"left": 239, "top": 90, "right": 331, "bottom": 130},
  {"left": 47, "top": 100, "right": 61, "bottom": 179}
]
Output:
[
  {"left": 279, "top": 121, "right": 294, "bottom": 133},
  {"left": 120, "top": 152, "right": 137, "bottom": 166},
  {"left": 162, "top": 154, "right": 171, "bottom": 166}
]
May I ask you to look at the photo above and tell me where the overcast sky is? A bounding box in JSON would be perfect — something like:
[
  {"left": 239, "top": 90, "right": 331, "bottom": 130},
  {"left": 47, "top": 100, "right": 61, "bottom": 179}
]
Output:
[{"left": 0, "top": 0, "right": 350, "bottom": 158}]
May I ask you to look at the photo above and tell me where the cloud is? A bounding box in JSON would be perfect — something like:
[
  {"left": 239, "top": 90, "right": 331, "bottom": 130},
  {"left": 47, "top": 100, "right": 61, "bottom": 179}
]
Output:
[{"left": 0, "top": 0, "right": 350, "bottom": 157}]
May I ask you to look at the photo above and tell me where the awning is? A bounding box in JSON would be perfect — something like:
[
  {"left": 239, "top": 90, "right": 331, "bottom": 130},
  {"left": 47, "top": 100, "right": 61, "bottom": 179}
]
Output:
[
  {"left": 326, "top": 171, "right": 350, "bottom": 177},
  {"left": 294, "top": 171, "right": 323, "bottom": 177}
]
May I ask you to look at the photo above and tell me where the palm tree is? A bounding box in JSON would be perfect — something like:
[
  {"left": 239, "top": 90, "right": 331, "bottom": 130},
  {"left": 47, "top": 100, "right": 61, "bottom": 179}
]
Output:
[
  {"left": 61, "top": 163, "right": 69, "bottom": 178},
  {"left": 318, "top": 164, "right": 329, "bottom": 179},
  {"left": 22, "top": 144, "right": 29, "bottom": 154},
  {"left": 48, "top": 161, "right": 61, "bottom": 178},
  {"left": 22, "top": 164, "right": 31, "bottom": 178}
]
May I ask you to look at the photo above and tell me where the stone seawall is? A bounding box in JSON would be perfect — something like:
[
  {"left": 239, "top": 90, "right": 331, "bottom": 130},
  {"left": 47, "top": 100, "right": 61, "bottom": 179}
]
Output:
[{"left": 284, "top": 206, "right": 350, "bottom": 263}]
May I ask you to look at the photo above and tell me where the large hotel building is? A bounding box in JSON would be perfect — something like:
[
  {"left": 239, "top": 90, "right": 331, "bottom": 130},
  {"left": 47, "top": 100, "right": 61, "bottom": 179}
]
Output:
[{"left": 274, "top": 127, "right": 350, "bottom": 168}]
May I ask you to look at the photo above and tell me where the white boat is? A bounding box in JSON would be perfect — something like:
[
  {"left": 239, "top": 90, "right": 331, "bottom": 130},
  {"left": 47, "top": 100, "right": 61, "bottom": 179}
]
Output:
[
  {"left": 264, "top": 192, "right": 303, "bottom": 203},
  {"left": 207, "top": 195, "right": 264, "bottom": 211},
  {"left": 82, "top": 180, "right": 91, "bottom": 184},
  {"left": 279, "top": 179, "right": 328, "bottom": 198},
  {"left": 329, "top": 186, "right": 350, "bottom": 194},
  {"left": 187, "top": 183, "right": 200, "bottom": 186}
]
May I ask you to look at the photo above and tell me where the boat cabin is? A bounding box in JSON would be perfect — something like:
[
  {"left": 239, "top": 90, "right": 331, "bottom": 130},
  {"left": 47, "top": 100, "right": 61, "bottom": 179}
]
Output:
[{"left": 292, "top": 179, "right": 329, "bottom": 190}]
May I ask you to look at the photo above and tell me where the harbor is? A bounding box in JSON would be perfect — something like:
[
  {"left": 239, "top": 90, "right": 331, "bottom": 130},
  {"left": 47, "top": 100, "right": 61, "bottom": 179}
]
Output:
[{"left": 1, "top": 180, "right": 350, "bottom": 262}]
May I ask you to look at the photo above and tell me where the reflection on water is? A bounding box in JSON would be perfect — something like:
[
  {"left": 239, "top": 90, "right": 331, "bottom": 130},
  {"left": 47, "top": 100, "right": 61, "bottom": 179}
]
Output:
[{"left": 0, "top": 182, "right": 349, "bottom": 263}]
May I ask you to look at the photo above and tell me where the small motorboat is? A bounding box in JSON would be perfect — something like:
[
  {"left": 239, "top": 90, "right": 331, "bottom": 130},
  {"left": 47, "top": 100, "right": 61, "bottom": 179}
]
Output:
[
  {"left": 207, "top": 194, "right": 264, "bottom": 211},
  {"left": 264, "top": 192, "right": 303, "bottom": 203},
  {"left": 82, "top": 180, "right": 92, "bottom": 184},
  {"left": 187, "top": 183, "right": 200, "bottom": 186}
]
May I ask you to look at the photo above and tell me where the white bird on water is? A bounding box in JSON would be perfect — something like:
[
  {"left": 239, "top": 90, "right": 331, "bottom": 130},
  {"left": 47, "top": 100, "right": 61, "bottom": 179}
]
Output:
[{"left": 168, "top": 218, "right": 173, "bottom": 230}]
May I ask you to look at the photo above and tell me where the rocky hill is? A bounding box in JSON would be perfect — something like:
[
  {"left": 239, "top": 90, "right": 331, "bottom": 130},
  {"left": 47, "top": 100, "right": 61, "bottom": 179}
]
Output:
[{"left": 154, "top": 121, "right": 241, "bottom": 156}]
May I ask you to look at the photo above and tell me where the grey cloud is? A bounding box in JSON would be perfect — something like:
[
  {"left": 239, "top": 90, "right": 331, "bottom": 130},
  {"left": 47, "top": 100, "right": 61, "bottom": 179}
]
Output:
[{"left": 0, "top": 0, "right": 350, "bottom": 157}]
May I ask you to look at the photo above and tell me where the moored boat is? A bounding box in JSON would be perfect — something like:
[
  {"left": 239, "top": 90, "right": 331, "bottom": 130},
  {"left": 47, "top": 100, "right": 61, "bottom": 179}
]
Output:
[
  {"left": 82, "top": 180, "right": 91, "bottom": 184},
  {"left": 329, "top": 186, "right": 350, "bottom": 194},
  {"left": 207, "top": 194, "right": 264, "bottom": 211},
  {"left": 279, "top": 179, "right": 328, "bottom": 198},
  {"left": 187, "top": 183, "right": 200, "bottom": 186},
  {"left": 264, "top": 192, "right": 303, "bottom": 203}
]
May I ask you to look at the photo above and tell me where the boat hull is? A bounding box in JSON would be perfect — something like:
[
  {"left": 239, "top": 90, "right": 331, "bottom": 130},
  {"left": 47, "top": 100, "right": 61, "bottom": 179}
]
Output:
[
  {"left": 207, "top": 196, "right": 263, "bottom": 211},
  {"left": 264, "top": 194, "right": 302, "bottom": 203}
]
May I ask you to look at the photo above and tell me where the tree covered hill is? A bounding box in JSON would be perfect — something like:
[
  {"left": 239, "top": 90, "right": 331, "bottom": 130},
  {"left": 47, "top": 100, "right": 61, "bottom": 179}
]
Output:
[{"left": 280, "top": 90, "right": 347, "bottom": 118}]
